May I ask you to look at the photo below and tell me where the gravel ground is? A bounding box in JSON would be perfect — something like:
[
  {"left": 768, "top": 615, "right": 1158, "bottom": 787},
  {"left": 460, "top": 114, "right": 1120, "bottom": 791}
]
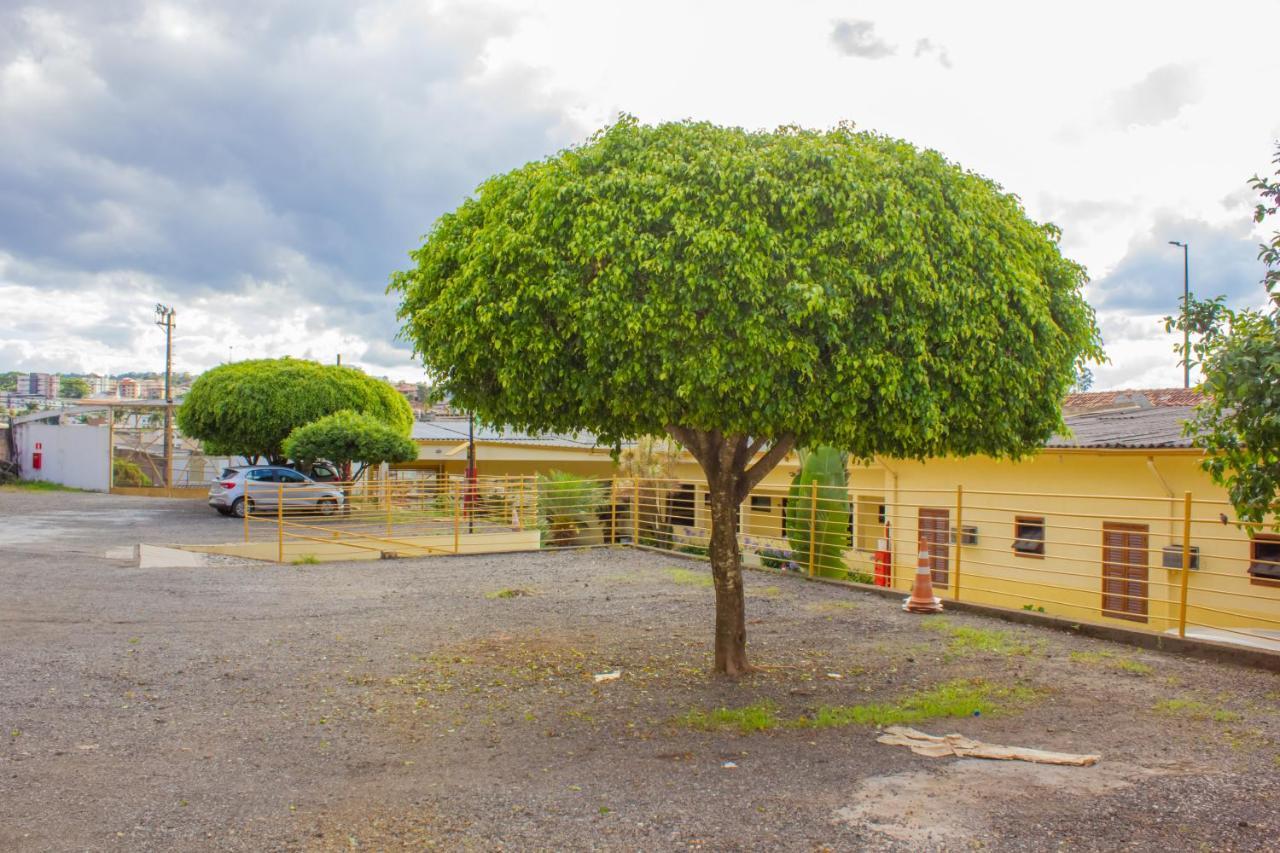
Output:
[{"left": 2, "top": 488, "right": 1278, "bottom": 852}]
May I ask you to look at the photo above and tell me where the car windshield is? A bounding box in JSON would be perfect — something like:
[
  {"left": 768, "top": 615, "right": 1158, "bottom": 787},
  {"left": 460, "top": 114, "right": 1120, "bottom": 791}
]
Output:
[{"left": 219, "top": 468, "right": 241, "bottom": 479}]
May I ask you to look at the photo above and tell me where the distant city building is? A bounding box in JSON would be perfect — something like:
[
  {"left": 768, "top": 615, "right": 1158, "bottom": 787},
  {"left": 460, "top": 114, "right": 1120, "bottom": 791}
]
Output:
[
  {"left": 15, "top": 372, "right": 59, "bottom": 398},
  {"left": 117, "top": 378, "right": 141, "bottom": 399},
  {"left": 139, "top": 379, "right": 166, "bottom": 399},
  {"left": 85, "top": 374, "right": 117, "bottom": 396}
]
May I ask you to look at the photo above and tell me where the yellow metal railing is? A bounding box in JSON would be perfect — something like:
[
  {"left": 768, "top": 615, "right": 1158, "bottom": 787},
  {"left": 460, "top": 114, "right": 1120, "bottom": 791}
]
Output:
[{"left": 237, "top": 472, "right": 1280, "bottom": 649}]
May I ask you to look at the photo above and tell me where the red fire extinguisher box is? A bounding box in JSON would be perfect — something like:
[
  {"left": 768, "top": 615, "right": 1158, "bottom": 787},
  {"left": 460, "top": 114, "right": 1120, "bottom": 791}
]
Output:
[{"left": 32, "top": 441, "right": 43, "bottom": 471}]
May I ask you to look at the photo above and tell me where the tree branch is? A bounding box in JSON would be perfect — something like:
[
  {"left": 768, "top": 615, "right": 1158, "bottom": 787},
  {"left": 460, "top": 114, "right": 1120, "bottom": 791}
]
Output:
[
  {"left": 666, "top": 425, "right": 707, "bottom": 465},
  {"left": 736, "top": 434, "right": 797, "bottom": 502}
]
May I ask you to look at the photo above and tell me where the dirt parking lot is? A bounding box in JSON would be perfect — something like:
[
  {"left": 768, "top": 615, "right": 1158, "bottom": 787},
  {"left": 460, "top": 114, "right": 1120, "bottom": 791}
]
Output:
[{"left": 2, "top": 488, "right": 1279, "bottom": 851}]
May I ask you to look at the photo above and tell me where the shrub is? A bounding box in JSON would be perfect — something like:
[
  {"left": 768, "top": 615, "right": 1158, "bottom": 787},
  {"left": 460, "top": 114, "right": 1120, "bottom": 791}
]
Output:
[{"left": 112, "top": 459, "right": 153, "bottom": 487}]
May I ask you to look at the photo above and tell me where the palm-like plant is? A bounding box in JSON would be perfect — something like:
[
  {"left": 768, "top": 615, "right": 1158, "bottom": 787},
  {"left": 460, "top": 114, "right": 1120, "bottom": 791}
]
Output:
[{"left": 538, "top": 470, "right": 607, "bottom": 546}]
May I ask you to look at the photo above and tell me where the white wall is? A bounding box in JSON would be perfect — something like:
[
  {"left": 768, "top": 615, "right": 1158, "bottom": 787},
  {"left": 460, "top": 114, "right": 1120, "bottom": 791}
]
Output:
[{"left": 13, "top": 422, "right": 110, "bottom": 492}]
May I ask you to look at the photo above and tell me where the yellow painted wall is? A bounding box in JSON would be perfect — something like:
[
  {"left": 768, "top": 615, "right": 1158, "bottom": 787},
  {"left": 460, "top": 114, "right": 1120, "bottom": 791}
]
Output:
[
  {"left": 869, "top": 451, "right": 1280, "bottom": 637},
  {"left": 392, "top": 437, "right": 1278, "bottom": 640}
]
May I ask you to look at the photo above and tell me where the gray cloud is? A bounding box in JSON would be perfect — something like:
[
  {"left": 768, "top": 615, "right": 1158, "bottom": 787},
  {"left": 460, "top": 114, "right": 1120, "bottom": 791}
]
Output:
[
  {"left": 0, "top": 1, "right": 580, "bottom": 372},
  {"left": 1108, "top": 63, "right": 1201, "bottom": 128},
  {"left": 1089, "top": 213, "right": 1267, "bottom": 313},
  {"left": 913, "top": 38, "right": 951, "bottom": 69},
  {"left": 831, "top": 20, "right": 895, "bottom": 60}
]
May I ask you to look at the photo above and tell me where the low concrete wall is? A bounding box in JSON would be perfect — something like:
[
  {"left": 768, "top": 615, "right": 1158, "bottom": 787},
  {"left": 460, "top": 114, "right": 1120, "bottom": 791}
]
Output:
[{"left": 180, "top": 528, "right": 542, "bottom": 563}]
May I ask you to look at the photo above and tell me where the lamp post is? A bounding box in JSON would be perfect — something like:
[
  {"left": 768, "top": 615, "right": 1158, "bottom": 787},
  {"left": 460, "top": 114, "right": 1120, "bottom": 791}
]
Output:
[
  {"left": 154, "top": 304, "right": 176, "bottom": 492},
  {"left": 1168, "top": 241, "right": 1190, "bottom": 389}
]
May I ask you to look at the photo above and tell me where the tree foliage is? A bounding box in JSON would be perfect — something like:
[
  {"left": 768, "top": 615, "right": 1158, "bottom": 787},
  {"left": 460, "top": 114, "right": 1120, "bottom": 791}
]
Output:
[
  {"left": 282, "top": 410, "right": 418, "bottom": 474},
  {"left": 393, "top": 117, "right": 1099, "bottom": 456},
  {"left": 392, "top": 117, "right": 1102, "bottom": 673},
  {"left": 59, "top": 376, "right": 90, "bottom": 398},
  {"left": 177, "top": 358, "right": 413, "bottom": 463},
  {"left": 1168, "top": 143, "right": 1280, "bottom": 527}
]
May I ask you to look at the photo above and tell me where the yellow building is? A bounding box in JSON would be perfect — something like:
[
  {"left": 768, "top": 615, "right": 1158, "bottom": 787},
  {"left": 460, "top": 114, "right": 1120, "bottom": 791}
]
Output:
[{"left": 394, "top": 390, "right": 1279, "bottom": 649}]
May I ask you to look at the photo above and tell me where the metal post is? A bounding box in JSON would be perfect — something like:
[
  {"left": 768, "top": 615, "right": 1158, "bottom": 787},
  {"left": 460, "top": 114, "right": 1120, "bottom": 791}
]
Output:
[
  {"left": 243, "top": 482, "right": 250, "bottom": 543},
  {"left": 610, "top": 477, "right": 618, "bottom": 544},
  {"left": 276, "top": 482, "right": 284, "bottom": 563},
  {"left": 631, "top": 482, "right": 639, "bottom": 545},
  {"left": 452, "top": 476, "right": 460, "bottom": 554},
  {"left": 154, "top": 305, "right": 175, "bottom": 497},
  {"left": 106, "top": 407, "right": 115, "bottom": 492},
  {"left": 466, "top": 413, "right": 476, "bottom": 534},
  {"left": 808, "top": 480, "right": 818, "bottom": 577},
  {"left": 1183, "top": 246, "right": 1190, "bottom": 390},
  {"left": 658, "top": 481, "right": 667, "bottom": 547},
  {"left": 1179, "top": 491, "right": 1192, "bottom": 638},
  {"left": 954, "top": 484, "right": 963, "bottom": 601}
]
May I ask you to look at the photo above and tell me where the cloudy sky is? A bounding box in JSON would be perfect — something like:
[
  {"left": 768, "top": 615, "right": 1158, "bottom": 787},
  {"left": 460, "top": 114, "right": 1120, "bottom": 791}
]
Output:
[{"left": 2, "top": 1, "right": 1277, "bottom": 388}]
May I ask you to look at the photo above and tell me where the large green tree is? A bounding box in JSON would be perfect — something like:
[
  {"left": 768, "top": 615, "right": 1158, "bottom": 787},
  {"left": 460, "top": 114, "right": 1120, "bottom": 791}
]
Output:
[
  {"left": 282, "top": 410, "right": 417, "bottom": 480},
  {"left": 59, "top": 376, "right": 91, "bottom": 398},
  {"left": 392, "top": 118, "right": 1101, "bottom": 674},
  {"left": 1168, "top": 143, "right": 1280, "bottom": 528},
  {"left": 177, "top": 358, "right": 413, "bottom": 464}
]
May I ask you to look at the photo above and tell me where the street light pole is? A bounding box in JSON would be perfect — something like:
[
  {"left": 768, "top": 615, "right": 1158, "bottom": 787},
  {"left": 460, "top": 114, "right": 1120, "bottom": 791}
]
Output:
[
  {"left": 155, "top": 304, "right": 176, "bottom": 492},
  {"left": 1168, "top": 241, "right": 1190, "bottom": 389}
]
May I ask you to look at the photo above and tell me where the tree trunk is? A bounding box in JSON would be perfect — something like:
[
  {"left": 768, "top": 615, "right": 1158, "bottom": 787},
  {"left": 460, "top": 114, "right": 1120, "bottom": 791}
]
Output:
[
  {"left": 707, "top": 472, "right": 749, "bottom": 675},
  {"left": 665, "top": 426, "right": 797, "bottom": 677}
]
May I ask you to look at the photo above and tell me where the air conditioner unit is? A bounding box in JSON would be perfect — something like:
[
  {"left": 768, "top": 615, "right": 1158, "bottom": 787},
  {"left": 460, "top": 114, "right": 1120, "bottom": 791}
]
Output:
[{"left": 1161, "top": 544, "right": 1200, "bottom": 570}]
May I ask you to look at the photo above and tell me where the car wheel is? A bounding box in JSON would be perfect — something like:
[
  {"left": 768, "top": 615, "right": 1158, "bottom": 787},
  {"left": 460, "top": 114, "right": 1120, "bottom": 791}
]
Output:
[
  {"left": 317, "top": 498, "right": 337, "bottom": 517},
  {"left": 231, "top": 497, "right": 252, "bottom": 519}
]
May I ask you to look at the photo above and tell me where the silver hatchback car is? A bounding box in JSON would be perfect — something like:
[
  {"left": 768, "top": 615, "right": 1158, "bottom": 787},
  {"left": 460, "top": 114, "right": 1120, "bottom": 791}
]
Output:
[{"left": 208, "top": 466, "right": 345, "bottom": 518}]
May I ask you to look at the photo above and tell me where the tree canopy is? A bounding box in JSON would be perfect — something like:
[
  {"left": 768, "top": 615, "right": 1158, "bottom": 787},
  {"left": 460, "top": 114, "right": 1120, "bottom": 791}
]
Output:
[
  {"left": 282, "top": 410, "right": 418, "bottom": 474},
  {"left": 392, "top": 117, "right": 1101, "bottom": 674},
  {"left": 177, "top": 358, "right": 413, "bottom": 463},
  {"left": 59, "top": 376, "right": 90, "bottom": 398},
  {"left": 1169, "top": 143, "right": 1280, "bottom": 527}
]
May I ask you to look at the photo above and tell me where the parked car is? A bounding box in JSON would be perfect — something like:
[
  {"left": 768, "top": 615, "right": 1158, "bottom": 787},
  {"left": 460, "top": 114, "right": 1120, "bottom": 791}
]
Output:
[{"left": 208, "top": 466, "right": 345, "bottom": 518}]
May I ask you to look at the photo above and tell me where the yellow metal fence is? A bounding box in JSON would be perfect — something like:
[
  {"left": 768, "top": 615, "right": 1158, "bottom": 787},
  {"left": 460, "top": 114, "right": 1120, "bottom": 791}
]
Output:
[{"left": 235, "top": 473, "right": 1280, "bottom": 650}]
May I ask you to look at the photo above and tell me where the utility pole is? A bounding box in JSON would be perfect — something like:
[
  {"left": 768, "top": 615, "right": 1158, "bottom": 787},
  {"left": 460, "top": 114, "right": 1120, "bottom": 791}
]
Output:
[
  {"left": 154, "top": 304, "right": 176, "bottom": 493},
  {"left": 467, "top": 412, "right": 476, "bottom": 534},
  {"left": 1168, "top": 241, "right": 1190, "bottom": 389}
]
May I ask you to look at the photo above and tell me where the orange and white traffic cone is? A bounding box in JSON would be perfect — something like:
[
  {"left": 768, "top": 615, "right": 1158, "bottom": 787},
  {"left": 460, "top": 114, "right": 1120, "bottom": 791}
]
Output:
[{"left": 903, "top": 536, "right": 943, "bottom": 614}]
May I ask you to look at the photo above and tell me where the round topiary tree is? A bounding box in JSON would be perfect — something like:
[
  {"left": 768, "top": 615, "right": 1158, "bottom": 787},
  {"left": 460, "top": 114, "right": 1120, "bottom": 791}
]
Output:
[
  {"left": 178, "top": 358, "right": 413, "bottom": 464},
  {"left": 391, "top": 117, "right": 1102, "bottom": 675},
  {"left": 282, "top": 410, "right": 418, "bottom": 481}
]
